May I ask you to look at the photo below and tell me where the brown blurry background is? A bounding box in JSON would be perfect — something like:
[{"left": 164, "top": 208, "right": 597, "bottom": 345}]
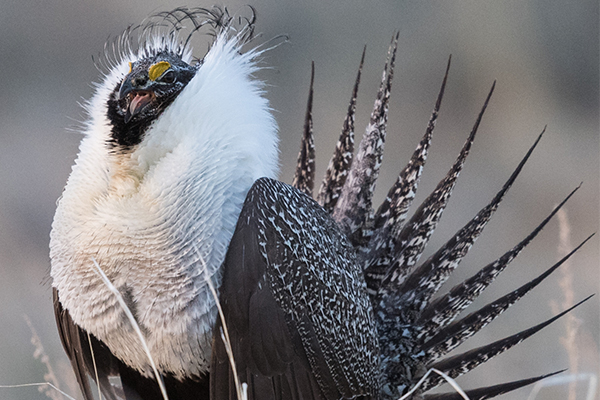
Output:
[{"left": 0, "top": 1, "right": 597, "bottom": 399}]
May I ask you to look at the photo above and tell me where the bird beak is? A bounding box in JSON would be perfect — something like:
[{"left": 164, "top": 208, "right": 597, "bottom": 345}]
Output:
[{"left": 119, "top": 78, "right": 155, "bottom": 124}]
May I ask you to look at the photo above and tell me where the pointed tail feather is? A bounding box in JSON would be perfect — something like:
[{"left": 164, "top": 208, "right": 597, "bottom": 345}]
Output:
[
  {"left": 422, "top": 370, "right": 565, "bottom": 400},
  {"left": 332, "top": 33, "right": 399, "bottom": 245},
  {"left": 386, "top": 128, "right": 545, "bottom": 317},
  {"left": 421, "top": 233, "right": 595, "bottom": 362},
  {"left": 292, "top": 61, "right": 316, "bottom": 197},
  {"left": 317, "top": 46, "right": 366, "bottom": 212},
  {"left": 364, "top": 56, "right": 451, "bottom": 285},
  {"left": 419, "top": 294, "right": 594, "bottom": 392},
  {"left": 417, "top": 184, "right": 582, "bottom": 341},
  {"left": 372, "top": 82, "right": 496, "bottom": 297}
]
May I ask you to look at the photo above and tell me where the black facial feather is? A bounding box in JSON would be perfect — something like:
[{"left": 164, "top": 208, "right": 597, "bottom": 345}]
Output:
[{"left": 106, "top": 52, "right": 196, "bottom": 150}]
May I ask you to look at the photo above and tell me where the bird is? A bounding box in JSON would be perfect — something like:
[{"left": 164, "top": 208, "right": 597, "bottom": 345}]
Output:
[{"left": 49, "top": 7, "right": 593, "bottom": 400}]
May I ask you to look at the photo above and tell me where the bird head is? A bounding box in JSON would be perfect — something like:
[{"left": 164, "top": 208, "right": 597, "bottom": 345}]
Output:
[
  {"left": 118, "top": 53, "right": 196, "bottom": 123},
  {"left": 106, "top": 52, "right": 197, "bottom": 148}
]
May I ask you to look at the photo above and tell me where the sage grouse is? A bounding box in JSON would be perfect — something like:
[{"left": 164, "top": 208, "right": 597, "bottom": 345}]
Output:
[{"left": 50, "top": 7, "right": 593, "bottom": 400}]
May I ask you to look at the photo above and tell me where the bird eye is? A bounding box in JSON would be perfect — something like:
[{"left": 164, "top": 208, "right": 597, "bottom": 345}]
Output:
[{"left": 160, "top": 70, "right": 176, "bottom": 83}]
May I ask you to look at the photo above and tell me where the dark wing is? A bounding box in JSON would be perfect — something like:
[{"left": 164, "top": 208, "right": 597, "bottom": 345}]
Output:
[
  {"left": 54, "top": 288, "right": 210, "bottom": 400},
  {"left": 211, "top": 178, "right": 379, "bottom": 400}
]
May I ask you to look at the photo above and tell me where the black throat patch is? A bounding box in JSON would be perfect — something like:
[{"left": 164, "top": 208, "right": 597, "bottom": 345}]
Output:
[
  {"left": 106, "top": 86, "right": 176, "bottom": 150},
  {"left": 105, "top": 63, "right": 196, "bottom": 151}
]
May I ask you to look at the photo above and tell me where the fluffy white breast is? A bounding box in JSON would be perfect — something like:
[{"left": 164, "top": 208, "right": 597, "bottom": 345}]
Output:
[{"left": 50, "top": 33, "right": 279, "bottom": 378}]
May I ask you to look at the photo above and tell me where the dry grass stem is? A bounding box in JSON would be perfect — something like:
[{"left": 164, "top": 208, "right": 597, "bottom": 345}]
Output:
[
  {"left": 552, "top": 208, "right": 581, "bottom": 400},
  {"left": 0, "top": 382, "right": 78, "bottom": 400},
  {"left": 24, "top": 315, "right": 68, "bottom": 400},
  {"left": 398, "top": 368, "right": 470, "bottom": 400},
  {"left": 87, "top": 332, "right": 102, "bottom": 400},
  {"left": 90, "top": 258, "right": 169, "bottom": 400}
]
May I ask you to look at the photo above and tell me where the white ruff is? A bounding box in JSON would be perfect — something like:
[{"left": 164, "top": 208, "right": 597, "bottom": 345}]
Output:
[{"left": 50, "top": 33, "right": 279, "bottom": 378}]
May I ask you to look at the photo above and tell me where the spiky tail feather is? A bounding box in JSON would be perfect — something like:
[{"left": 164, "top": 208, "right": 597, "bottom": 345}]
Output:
[
  {"left": 423, "top": 370, "right": 565, "bottom": 400},
  {"left": 416, "top": 184, "right": 584, "bottom": 343},
  {"left": 292, "top": 61, "right": 315, "bottom": 196},
  {"left": 332, "top": 33, "right": 399, "bottom": 247},
  {"left": 292, "top": 45, "right": 593, "bottom": 400}
]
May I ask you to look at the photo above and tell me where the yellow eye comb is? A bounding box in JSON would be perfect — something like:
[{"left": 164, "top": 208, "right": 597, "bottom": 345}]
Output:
[{"left": 148, "top": 61, "right": 171, "bottom": 81}]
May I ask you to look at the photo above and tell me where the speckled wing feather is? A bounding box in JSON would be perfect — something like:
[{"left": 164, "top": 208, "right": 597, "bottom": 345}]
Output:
[
  {"left": 292, "top": 62, "right": 316, "bottom": 197},
  {"left": 332, "top": 34, "right": 398, "bottom": 246},
  {"left": 317, "top": 47, "right": 365, "bottom": 213},
  {"left": 364, "top": 57, "right": 451, "bottom": 287},
  {"left": 416, "top": 185, "right": 582, "bottom": 342},
  {"left": 211, "top": 177, "right": 379, "bottom": 400}
]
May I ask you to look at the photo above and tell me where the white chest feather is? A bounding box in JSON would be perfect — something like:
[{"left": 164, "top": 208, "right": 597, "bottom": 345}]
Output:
[{"left": 50, "top": 35, "right": 278, "bottom": 378}]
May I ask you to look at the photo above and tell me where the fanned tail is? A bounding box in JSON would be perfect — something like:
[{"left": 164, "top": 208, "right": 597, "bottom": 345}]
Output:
[{"left": 293, "top": 44, "right": 593, "bottom": 400}]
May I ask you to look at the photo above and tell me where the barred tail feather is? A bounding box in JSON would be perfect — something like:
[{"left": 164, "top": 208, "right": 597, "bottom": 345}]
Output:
[
  {"left": 423, "top": 370, "right": 565, "bottom": 400},
  {"left": 417, "top": 184, "right": 583, "bottom": 340},
  {"left": 332, "top": 33, "right": 399, "bottom": 244},
  {"left": 421, "top": 233, "right": 595, "bottom": 362},
  {"left": 387, "top": 128, "right": 545, "bottom": 316},
  {"left": 292, "top": 61, "right": 316, "bottom": 196},
  {"left": 419, "top": 295, "right": 594, "bottom": 392},
  {"left": 364, "top": 57, "right": 451, "bottom": 285},
  {"left": 373, "top": 82, "right": 496, "bottom": 297},
  {"left": 317, "top": 46, "right": 366, "bottom": 212}
]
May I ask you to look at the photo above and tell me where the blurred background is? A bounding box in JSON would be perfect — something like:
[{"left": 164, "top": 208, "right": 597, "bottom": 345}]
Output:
[{"left": 0, "top": 1, "right": 597, "bottom": 399}]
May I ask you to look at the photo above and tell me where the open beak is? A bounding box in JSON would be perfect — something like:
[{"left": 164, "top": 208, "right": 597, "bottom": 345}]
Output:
[
  {"left": 123, "top": 91, "right": 154, "bottom": 123},
  {"left": 119, "top": 79, "right": 155, "bottom": 123}
]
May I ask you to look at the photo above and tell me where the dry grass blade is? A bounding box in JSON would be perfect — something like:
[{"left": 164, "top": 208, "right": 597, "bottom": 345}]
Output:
[
  {"left": 87, "top": 332, "right": 102, "bottom": 400},
  {"left": 24, "top": 315, "right": 66, "bottom": 400},
  {"left": 0, "top": 382, "right": 78, "bottom": 400},
  {"left": 90, "top": 258, "right": 169, "bottom": 400},
  {"left": 399, "top": 368, "right": 470, "bottom": 400},
  {"left": 555, "top": 208, "right": 581, "bottom": 400}
]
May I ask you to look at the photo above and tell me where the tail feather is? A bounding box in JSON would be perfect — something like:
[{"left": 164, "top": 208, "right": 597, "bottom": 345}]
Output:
[
  {"left": 422, "top": 233, "right": 595, "bottom": 361},
  {"left": 293, "top": 47, "right": 593, "bottom": 400},
  {"left": 374, "top": 82, "right": 496, "bottom": 298},
  {"left": 317, "top": 46, "right": 366, "bottom": 212},
  {"left": 332, "top": 33, "right": 399, "bottom": 245},
  {"left": 422, "top": 370, "right": 565, "bottom": 400},
  {"left": 387, "top": 128, "right": 545, "bottom": 317},
  {"left": 417, "top": 184, "right": 582, "bottom": 340},
  {"left": 363, "top": 57, "right": 451, "bottom": 287},
  {"left": 420, "top": 295, "right": 594, "bottom": 392},
  {"left": 292, "top": 61, "right": 316, "bottom": 196}
]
